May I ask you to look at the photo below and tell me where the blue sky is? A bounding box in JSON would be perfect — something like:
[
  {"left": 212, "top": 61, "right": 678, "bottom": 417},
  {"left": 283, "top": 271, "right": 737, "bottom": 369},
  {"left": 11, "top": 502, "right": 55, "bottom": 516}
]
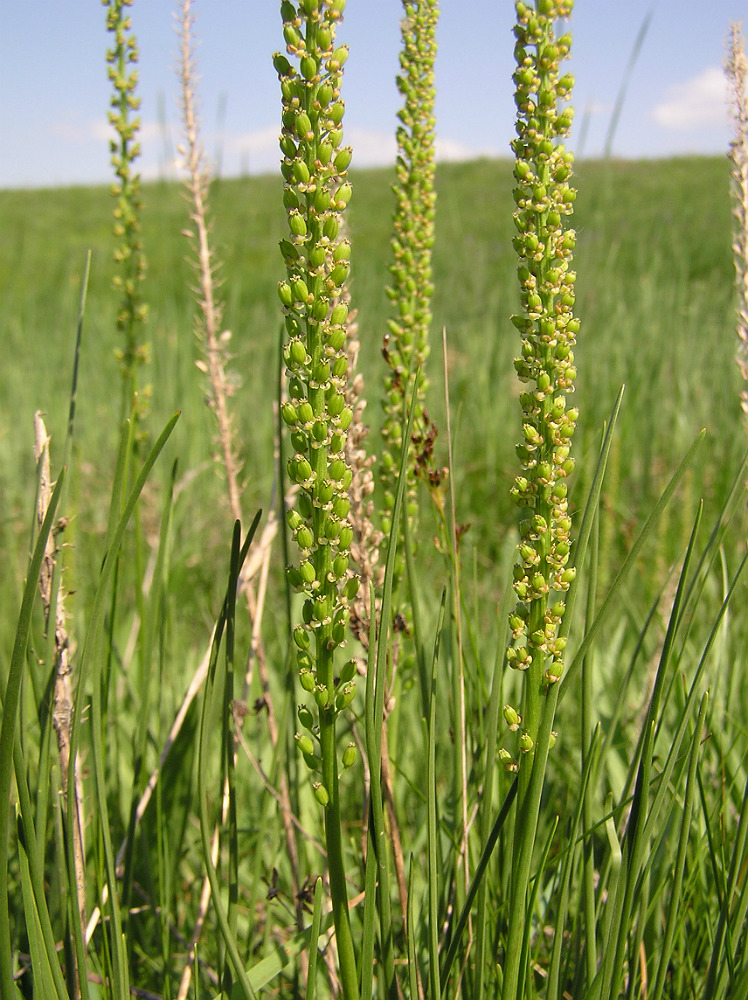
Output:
[{"left": 0, "top": 0, "right": 745, "bottom": 189}]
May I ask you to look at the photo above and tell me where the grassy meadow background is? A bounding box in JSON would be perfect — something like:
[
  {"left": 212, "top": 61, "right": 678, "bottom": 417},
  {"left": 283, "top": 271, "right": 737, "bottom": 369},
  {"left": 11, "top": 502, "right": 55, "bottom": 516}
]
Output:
[
  {"left": 2, "top": 149, "right": 748, "bottom": 997},
  {"left": 1, "top": 155, "right": 744, "bottom": 614}
]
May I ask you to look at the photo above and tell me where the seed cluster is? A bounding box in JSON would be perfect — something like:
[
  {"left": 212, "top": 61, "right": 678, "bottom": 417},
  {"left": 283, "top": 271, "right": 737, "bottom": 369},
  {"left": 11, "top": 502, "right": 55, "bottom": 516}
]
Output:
[
  {"left": 506, "top": 0, "right": 579, "bottom": 695},
  {"left": 380, "top": 0, "right": 439, "bottom": 547},
  {"left": 274, "top": 0, "right": 360, "bottom": 729},
  {"left": 104, "top": 0, "right": 148, "bottom": 390}
]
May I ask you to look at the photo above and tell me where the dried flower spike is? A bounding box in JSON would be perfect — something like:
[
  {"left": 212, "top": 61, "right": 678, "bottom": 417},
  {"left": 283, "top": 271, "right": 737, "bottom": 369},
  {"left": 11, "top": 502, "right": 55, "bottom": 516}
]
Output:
[{"left": 725, "top": 21, "right": 748, "bottom": 418}]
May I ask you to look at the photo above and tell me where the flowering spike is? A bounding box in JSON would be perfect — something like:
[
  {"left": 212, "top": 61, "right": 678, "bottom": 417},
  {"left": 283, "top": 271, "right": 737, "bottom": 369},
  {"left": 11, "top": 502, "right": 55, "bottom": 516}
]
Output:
[{"left": 506, "top": 0, "right": 578, "bottom": 742}]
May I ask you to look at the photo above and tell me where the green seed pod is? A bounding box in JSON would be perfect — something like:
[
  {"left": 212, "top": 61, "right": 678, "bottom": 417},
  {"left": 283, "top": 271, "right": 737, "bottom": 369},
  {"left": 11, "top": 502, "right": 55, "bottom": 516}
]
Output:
[
  {"left": 296, "top": 732, "right": 315, "bottom": 756},
  {"left": 330, "top": 302, "right": 348, "bottom": 325},
  {"left": 499, "top": 748, "right": 518, "bottom": 773},
  {"left": 332, "top": 496, "right": 350, "bottom": 519},
  {"left": 334, "top": 183, "right": 353, "bottom": 206},
  {"left": 327, "top": 392, "right": 344, "bottom": 417},
  {"left": 294, "top": 627, "right": 310, "bottom": 650},
  {"left": 278, "top": 281, "right": 294, "bottom": 307},
  {"left": 329, "top": 459, "right": 346, "bottom": 482},
  {"left": 317, "top": 83, "right": 334, "bottom": 107},
  {"left": 336, "top": 683, "right": 355, "bottom": 710},
  {"left": 519, "top": 731, "right": 534, "bottom": 753},
  {"left": 303, "top": 751, "right": 321, "bottom": 771},
  {"left": 340, "top": 659, "right": 356, "bottom": 683},
  {"left": 342, "top": 742, "right": 357, "bottom": 768},
  {"left": 334, "top": 147, "right": 352, "bottom": 172},
  {"left": 323, "top": 216, "right": 340, "bottom": 240},
  {"left": 299, "top": 559, "right": 316, "bottom": 584},
  {"left": 338, "top": 406, "right": 353, "bottom": 430},
  {"left": 273, "top": 53, "right": 293, "bottom": 76},
  {"left": 281, "top": 401, "right": 298, "bottom": 426},
  {"left": 300, "top": 55, "right": 317, "bottom": 81},
  {"left": 299, "top": 668, "right": 316, "bottom": 691},
  {"left": 313, "top": 782, "right": 329, "bottom": 806},
  {"left": 290, "top": 212, "right": 308, "bottom": 238},
  {"left": 332, "top": 553, "right": 349, "bottom": 578},
  {"left": 296, "top": 525, "right": 313, "bottom": 551},
  {"left": 298, "top": 704, "right": 315, "bottom": 730},
  {"left": 328, "top": 100, "right": 345, "bottom": 125},
  {"left": 293, "top": 160, "right": 311, "bottom": 185},
  {"left": 298, "top": 400, "right": 314, "bottom": 423},
  {"left": 503, "top": 704, "right": 522, "bottom": 730},
  {"left": 280, "top": 134, "right": 297, "bottom": 159},
  {"left": 336, "top": 526, "right": 353, "bottom": 553},
  {"left": 327, "top": 327, "right": 346, "bottom": 351},
  {"left": 295, "top": 111, "right": 313, "bottom": 139},
  {"left": 331, "top": 46, "right": 349, "bottom": 68},
  {"left": 283, "top": 24, "right": 301, "bottom": 49},
  {"left": 331, "top": 619, "right": 347, "bottom": 645}
]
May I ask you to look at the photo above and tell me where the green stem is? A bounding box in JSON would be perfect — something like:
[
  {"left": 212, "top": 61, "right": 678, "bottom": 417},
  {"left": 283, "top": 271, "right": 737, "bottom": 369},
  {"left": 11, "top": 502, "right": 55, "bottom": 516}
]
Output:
[{"left": 317, "top": 669, "right": 359, "bottom": 1000}]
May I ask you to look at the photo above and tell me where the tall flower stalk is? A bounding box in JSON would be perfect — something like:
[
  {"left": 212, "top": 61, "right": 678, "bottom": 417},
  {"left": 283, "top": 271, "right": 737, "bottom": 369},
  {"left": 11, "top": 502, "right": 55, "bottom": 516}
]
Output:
[
  {"left": 380, "top": 0, "right": 439, "bottom": 572},
  {"left": 501, "top": 2, "right": 578, "bottom": 995},
  {"left": 104, "top": 0, "right": 148, "bottom": 421},
  {"left": 726, "top": 21, "right": 748, "bottom": 419},
  {"left": 274, "top": 2, "right": 360, "bottom": 997}
]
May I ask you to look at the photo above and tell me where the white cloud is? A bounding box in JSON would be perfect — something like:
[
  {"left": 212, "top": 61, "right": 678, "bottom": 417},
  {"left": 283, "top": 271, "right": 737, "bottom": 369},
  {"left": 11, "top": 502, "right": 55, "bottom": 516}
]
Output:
[{"left": 652, "top": 66, "right": 728, "bottom": 131}]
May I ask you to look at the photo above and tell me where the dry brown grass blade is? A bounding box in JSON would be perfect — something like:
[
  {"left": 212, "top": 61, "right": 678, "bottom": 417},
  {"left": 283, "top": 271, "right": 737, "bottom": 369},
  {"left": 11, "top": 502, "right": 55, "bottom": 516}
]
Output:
[{"left": 34, "top": 413, "right": 86, "bottom": 982}]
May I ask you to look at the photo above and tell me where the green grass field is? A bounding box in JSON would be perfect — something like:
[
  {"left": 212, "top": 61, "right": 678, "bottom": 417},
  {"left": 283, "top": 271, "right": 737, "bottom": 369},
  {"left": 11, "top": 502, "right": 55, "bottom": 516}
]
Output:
[
  {"left": 2, "top": 153, "right": 748, "bottom": 998},
  {"left": 1, "top": 156, "right": 742, "bottom": 584}
]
